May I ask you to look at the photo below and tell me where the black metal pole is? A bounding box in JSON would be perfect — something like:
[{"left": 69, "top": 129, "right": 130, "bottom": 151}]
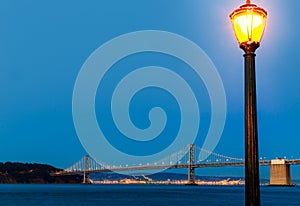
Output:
[{"left": 241, "top": 42, "right": 261, "bottom": 206}]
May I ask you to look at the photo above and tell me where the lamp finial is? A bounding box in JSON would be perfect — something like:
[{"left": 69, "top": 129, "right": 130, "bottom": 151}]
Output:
[{"left": 246, "top": 0, "right": 251, "bottom": 4}]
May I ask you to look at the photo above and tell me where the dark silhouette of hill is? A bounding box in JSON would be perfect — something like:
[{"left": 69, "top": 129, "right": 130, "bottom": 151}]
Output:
[{"left": 0, "top": 162, "right": 82, "bottom": 184}]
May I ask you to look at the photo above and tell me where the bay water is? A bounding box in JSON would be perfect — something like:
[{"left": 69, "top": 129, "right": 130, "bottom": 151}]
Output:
[{"left": 0, "top": 184, "right": 299, "bottom": 206}]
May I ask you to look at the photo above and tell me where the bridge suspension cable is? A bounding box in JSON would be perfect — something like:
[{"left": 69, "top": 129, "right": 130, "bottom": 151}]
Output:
[{"left": 63, "top": 144, "right": 246, "bottom": 174}]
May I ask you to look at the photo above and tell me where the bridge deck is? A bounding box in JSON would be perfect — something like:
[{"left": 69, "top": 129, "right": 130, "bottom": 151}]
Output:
[{"left": 52, "top": 160, "right": 273, "bottom": 176}]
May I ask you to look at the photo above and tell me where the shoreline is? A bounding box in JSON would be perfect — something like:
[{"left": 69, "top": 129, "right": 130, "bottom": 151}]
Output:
[{"left": 90, "top": 179, "right": 245, "bottom": 186}]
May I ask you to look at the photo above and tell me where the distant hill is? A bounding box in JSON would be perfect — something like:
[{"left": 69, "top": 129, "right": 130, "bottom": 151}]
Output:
[{"left": 0, "top": 162, "right": 82, "bottom": 184}]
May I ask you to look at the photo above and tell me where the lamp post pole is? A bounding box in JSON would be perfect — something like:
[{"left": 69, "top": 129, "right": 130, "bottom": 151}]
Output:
[
  {"left": 241, "top": 42, "right": 260, "bottom": 206},
  {"left": 229, "top": 1, "right": 267, "bottom": 205}
]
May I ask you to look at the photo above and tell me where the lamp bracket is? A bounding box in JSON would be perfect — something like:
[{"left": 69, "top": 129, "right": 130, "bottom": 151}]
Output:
[{"left": 240, "top": 42, "right": 260, "bottom": 54}]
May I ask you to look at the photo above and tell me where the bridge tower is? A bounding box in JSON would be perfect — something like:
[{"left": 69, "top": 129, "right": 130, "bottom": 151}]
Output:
[
  {"left": 83, "top": 155, "right": 91, "bottom": 184},
  {"left": 186, "top": 144, "right": 197, "bottom": 185},
  {"left": 269, "top": 159, "right": 293, "bottom": 186}
]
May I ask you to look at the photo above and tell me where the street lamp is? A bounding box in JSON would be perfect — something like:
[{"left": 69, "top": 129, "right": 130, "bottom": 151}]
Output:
[{"left": 230, "top": 1, "right": 267, "bottom": 206}]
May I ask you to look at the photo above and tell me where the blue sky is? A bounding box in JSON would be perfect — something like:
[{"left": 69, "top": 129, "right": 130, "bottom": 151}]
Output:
[{"left": 1, "top": 0, "right": 300, "bottom": 179}]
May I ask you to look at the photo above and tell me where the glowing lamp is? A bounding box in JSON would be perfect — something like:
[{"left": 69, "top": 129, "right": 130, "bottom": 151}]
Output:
[{"left": 230, "top": 0, "right": 267, "bottom": 47}]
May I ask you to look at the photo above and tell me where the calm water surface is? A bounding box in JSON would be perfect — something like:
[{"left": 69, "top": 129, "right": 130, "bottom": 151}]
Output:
[{"left": 0, "top": 184, "right": 299, "bottom": 206}]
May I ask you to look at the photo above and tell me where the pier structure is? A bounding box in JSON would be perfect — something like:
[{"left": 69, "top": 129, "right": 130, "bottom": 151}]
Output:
[{"left": 269, "top": 159, "right": 292, "bottom": 186}]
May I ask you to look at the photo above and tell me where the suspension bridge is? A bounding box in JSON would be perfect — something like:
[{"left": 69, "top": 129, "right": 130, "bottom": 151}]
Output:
[{"left": 52, "top": 144, "right": 300, "bottom": 185}]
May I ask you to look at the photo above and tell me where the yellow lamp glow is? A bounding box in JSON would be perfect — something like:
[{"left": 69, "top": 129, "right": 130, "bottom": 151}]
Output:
[{"left": 230, "top": 1, "right": 267, "bottom": 46}]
